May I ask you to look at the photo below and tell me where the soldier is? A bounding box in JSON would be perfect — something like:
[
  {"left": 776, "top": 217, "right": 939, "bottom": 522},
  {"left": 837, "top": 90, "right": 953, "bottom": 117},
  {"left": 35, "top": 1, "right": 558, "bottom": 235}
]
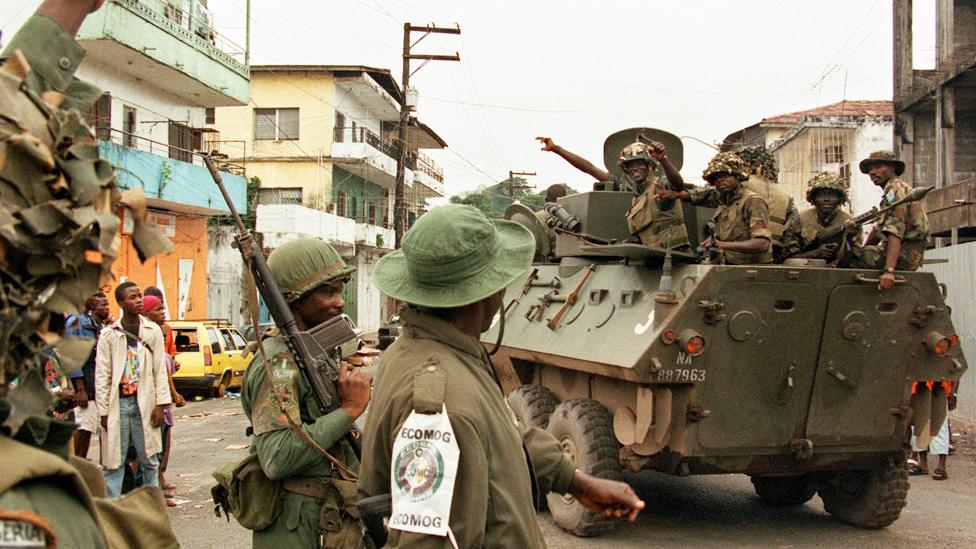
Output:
[
  {"left": 360, "top": 204, "right": 644, "bottom": 547},
  {"left": 656, "top": 152, "right": 773, "bottom": 264},
  {"left": 782, "top": 172, "right": 860, "bottom": 264},
  {"left": 534, "top": 183, "right": 568, "bottom": 252},
  {"left": 844, "top": 150, "right": 929, "bottom": 290},
  {"left": 0, "top": 0, "right": 178, "bottom": 546},
  {"left": 239, "top": 237, "right": 372, "bottom": 548},
  {"left": 536, "top": 136, "right": 690, "bottom": 250}
]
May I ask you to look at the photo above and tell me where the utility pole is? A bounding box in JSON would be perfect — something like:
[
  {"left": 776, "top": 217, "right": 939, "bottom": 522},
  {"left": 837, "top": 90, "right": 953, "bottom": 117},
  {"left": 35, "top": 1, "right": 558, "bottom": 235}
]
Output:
[
  {"left": 506, "top": 170, "right": 536, "bottom": 203},
  {"left": 394, "top": 23, "right": 461, "bottom": 248}
]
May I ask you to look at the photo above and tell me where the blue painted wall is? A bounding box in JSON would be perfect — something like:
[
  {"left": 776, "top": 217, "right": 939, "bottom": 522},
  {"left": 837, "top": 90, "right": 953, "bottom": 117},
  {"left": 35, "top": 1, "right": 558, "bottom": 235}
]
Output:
[{"left": 100, "top": 142, "right": 247, "bottom": 213}]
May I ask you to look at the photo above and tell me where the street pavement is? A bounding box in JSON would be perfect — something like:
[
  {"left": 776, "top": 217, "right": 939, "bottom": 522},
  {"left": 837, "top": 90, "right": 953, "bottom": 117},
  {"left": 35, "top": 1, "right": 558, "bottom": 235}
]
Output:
[{"left": 165, "top": 396, "right": 976, "bottom": 548}]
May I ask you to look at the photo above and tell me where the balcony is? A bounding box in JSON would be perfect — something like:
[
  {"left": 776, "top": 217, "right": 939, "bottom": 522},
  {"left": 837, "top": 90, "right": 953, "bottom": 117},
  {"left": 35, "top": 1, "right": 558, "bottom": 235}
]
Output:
[
  {"left": 78, "top": 0, "right": 249, "bottom": 106},
  {"left": 98, "top": 129, "right": 247, "bottom": 215},
  {"left": 256, "top": 204, "right": 357, "bottom": 252},
  {"left": 355, "top": 223, "right": 394, "bottom": 250},
  {"left": 331, "top": 126, "right": 444, "bottom": 196},
  {"left": 924, "top": 180, "right": 976, "bottom": 238}
]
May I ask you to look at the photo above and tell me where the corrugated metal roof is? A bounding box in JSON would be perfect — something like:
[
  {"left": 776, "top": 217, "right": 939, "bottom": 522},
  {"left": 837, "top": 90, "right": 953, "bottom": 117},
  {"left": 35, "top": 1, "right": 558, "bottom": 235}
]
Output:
[{"left": 760, "top": 100, "right": 893, "bottom": 126}]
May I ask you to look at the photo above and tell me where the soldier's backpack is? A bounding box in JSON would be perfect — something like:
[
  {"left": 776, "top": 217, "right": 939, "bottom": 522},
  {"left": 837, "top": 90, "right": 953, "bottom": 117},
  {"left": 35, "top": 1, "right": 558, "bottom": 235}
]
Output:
[{"left": 211, "top": 453, "right": 282, "bottom": 531}]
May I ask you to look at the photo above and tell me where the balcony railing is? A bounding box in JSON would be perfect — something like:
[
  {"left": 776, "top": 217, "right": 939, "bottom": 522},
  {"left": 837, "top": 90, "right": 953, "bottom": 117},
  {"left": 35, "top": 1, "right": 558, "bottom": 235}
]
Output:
[
  {"left": 334, "top": 126, "right": 444, "bottom": 183},
  {"left": 112, "top": 0, "right": 248, "bottom": 75},
  {"left": 97, "top": 126, "right": 245, "bottom": 175}
]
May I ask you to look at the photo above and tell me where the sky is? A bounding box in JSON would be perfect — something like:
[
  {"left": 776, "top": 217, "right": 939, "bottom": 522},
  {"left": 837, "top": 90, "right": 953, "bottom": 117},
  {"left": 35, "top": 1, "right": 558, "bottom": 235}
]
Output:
[{"left": 3, "top": 0, "right": 940, "bottom": 202}]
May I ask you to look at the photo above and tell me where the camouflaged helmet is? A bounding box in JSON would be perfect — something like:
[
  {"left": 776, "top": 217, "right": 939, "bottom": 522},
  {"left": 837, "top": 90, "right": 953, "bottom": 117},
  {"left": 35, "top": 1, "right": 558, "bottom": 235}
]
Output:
[
  {"left": 805, "top": 172, "right": 849, "bottom": 205},
  {"left": 702, "top": 152, "right": 748, "bottom": 182},
  {"left": 736, "top": 145, "right": 778, "bottom": 180},
  {"left": 617, "top": 142, "right": 653, "bottom": 167},
  {"left": 0, "top": 51, "right": 170, "bottom": 394},
  {"left": 267, "top": 237, "right": 355, "bottom": 303}
]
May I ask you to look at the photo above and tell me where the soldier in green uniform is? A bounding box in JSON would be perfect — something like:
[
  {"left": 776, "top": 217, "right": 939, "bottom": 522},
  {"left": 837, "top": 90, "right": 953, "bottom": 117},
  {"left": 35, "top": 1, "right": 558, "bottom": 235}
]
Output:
[
  {"left": 781, "top": 172, "right": 860, "bottom": 264},
  {"left": 360, "top": 204, "right": 645, "bottom": 548},
  {"left": 536, "top": 136, "right": 690, "bottom": 250},
  {"left": 655, "top": 152, "right": 773, "bottom": 264},
  {"left": 0, "top": 1, "right": 178, "bottom": 547},
  {"left": 239, "top": 237, "right": 372, "bottom": 548},
  {"left": 534, "top": 183, "right": 568, "bottom": 253},
  {"left": 844, "top": 151, "right": 929, "bottom": 290}
]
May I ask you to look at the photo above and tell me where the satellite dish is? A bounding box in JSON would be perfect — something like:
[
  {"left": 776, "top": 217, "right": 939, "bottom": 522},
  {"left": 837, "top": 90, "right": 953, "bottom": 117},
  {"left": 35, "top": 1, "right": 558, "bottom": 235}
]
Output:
[
  {"left": 504, "top": 202, "right": 550, "bottom": 260},
  {"left": 603, "top": 127, "right": 684, "bottom": 183}
]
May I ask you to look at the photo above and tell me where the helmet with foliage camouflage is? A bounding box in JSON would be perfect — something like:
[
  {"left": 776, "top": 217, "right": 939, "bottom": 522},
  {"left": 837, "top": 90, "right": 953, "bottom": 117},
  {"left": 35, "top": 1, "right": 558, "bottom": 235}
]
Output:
[
  {"left": 805, "top": 172, "right": 849, "bottom": 205},
  {"left": 617, "top": 142, "right": 653, "bottom": 167},
  {"left": 702, "top": 152, "right": 748, "bottom": 183},
  {"left": 736, "top": 145, "right": 778, "bottom": 180},
  {"left": 0, "top": 51, "right": 171, "bottom": 409}
]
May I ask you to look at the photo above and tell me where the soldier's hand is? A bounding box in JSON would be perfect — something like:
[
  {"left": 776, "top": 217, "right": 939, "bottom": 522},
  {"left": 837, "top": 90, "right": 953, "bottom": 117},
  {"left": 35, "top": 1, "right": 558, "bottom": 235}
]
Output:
[
  {"left": 647, "top": 141, "right": 667, "bottom": 161},
  {"left": 568, "top": 471, "right": 645, "bottom": 523},
  {"left": 536, "top": 136, "right": 556, "bottom": 152},
  {"left": 817, "top": 243, "right": 838, "bottom": 259},
  {"left": 878, "top": 271, "right": 896, "bottom": 290},
  {"left": 338, "top": 362, "right": 372, "bottom": 421},
  {"left": 651, "top": 183, "right": 680, "bottom": 202},
  {"left": 843, "top": 220, "right": 858, "bottom": 236}
]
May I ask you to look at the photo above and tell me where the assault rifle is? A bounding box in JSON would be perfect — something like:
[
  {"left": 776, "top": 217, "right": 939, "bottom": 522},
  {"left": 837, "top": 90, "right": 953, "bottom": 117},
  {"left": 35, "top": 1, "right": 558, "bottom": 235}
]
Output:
[
  {"left": 204, "top": 156, "right": 357, "bottom": 414},
  {"left": 801, "top": 185, "right": 933, "bottom": 253}
]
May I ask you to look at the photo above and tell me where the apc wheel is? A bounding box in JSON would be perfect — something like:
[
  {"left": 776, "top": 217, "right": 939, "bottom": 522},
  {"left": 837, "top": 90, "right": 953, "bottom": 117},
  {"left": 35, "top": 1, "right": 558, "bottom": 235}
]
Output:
[
  {"left": 751, "top": 475, "right": 816, "bottom": 506},
  {"left": 508, "top": 385, "right": 559, "bottom": 430},
  {"left": 817, "top": 458, "right": 909, "bottom": 529},
  {"left": 212, "top": 373, "right": 230, "bottom": 398},
  {"left": 546, "top": 399, "right": 622, "bottom": 537}
]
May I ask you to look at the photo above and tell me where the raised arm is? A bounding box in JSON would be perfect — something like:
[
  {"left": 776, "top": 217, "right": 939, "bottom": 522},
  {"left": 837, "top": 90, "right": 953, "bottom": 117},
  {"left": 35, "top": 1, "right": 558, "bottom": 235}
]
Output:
[{"left": 537, "top": 137, "right": 610, "bottom": 181}]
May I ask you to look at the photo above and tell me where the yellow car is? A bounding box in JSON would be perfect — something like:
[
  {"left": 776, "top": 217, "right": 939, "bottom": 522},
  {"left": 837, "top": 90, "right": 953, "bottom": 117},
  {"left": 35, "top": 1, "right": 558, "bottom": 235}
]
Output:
[{"left": 170, "top": 320, "right": 249, "bottom": 398}]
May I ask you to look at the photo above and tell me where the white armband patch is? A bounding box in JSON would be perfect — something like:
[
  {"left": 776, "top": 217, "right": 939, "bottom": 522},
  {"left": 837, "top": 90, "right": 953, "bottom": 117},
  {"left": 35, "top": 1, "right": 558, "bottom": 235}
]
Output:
[{"left": 389, "top": 405, "right": 459, "bottom": 537}]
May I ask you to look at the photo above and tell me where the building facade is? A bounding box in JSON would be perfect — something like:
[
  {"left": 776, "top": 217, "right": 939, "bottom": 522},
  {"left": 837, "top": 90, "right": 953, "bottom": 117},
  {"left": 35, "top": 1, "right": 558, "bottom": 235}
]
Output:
[
  {"left": 76, "top": 0, "right": 249, "bottom": 320},
  {"left": 212, "top": 65, "right": 447, "bottom": 332},
  {"left": 722, "top": 100, "right": 893, "bottom": 215}
]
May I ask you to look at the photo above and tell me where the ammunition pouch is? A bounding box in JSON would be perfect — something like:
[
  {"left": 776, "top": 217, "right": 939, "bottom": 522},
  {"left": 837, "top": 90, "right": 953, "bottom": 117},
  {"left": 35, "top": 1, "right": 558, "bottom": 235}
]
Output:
[
  {"left": 318, "top": 477, "right": 366, "bottom": 549},
  {"left": 211, "top": 453, "right": 282, "bottom": 531}
]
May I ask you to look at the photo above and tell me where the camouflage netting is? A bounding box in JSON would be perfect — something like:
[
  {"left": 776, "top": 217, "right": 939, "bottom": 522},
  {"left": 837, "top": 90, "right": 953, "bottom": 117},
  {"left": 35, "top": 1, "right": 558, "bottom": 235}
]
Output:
[
  {"left": 702, "top": 152, "right": 749, "bottom": 183},
  {"left": 736, "top": 145, "right": 778, "bottom": 181},
  {"left": 805, "top": 171, "right": 849, "bottom": 205},
  {"left": 0, "top": 51, "right": 171, "bottom": 412},
  {"left": 617, "top": 142, "right": 652, "bottom": 166}
]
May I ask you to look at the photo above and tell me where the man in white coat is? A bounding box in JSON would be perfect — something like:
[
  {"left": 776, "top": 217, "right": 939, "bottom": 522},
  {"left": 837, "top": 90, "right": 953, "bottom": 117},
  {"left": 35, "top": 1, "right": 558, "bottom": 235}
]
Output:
[{"left": 96, "top": 281, "right": 172, "bottom": 498}]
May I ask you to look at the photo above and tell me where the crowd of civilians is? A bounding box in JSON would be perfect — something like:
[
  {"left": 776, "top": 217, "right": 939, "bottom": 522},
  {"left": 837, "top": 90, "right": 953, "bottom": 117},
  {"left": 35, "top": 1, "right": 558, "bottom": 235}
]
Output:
[{"left": 41, "top": 282, "right": 186, "bottom": 505}]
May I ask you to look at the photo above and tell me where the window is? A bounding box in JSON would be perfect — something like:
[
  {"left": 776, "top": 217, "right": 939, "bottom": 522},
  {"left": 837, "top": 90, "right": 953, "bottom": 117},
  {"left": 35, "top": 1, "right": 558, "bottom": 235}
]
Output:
[
  {"left": 368, "top": 202, "right": 378, "bottom": 225},
  {"left": 334, "top": 111, "right": 346, "bottom": 142},
  {"left": 168, "top": 121, "right": 193, "bottom": 162},
  {"left": 230, "top": 330, "right": 247, "bottom": 349},
  {"left": 174, "top": 329, "right": 200, "bottom": 353},
  {"left": 254, "top": 108, "right": 299, "bottom": 140},
  {"left": 257, "top": 187, "right": 303, "bottom": 205},
  {"left": 337, "top": 192, "right": 348, "bottom": 217},
  {"left": 220, "top": 329, "right": 236, "bottom": 351},
  {"left": 85, "top": 93, "right": 112, "bottom": 140},
  {"left": 122, "top": 106, "right": 137, "bottom": 148},
  {"left": 205, "top": 107, "right": 215, "bottom": 125},
  {"left": 351, "top": 121, "right": 359, "bottom": 143},
  {"left": 165, "top": 2, "right": 185, "bottom": 24},
  {"left": 839, "top": 163, "right": 851, "bottom": 184},
  {"left": 824, "top": 145, "right": 844, "bottom": 164},
  {"left": 207, "top": 328, "right": 222, "bottom": 353}
]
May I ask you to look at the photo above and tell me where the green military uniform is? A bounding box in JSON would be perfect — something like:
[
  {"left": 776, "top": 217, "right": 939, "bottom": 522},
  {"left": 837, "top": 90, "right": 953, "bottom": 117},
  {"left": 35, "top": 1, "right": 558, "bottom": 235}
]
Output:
[
  {"left": 359, "top": 307, "right": 575, "bottom": 548},
  {"left": 0, "top": 12, "right": 176, "bottom": 549},
  {"left": 710, "top": 187, "right": 773, "bottom": 264},
  {"left": 684, "top": 175, "right": 796, "bottom": 260},
  {"left": 240, "top": 336, "right": 361, "bottom": 548},
  {"left": 782, "top": 208, "right": 854, "bottom": 263},
  {"left": 534, "top": 208, "right": 558, "bottom": 256},
  {"left": 849, "top": 177, "right": 929, "bottom": 271},
  {"left": 610, "top": 142, "right": 690, "bottom": 250}
]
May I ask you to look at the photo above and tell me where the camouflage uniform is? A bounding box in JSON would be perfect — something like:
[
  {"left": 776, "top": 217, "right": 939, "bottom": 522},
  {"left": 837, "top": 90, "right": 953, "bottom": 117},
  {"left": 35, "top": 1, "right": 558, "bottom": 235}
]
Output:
[
  {"left": 0, "top": 13, "right": 176, "bottom": 549},
  {"left": 614, "top": 143, "right": 690, "bottom": 250},
  {"left": 238, "top": 238, "right": 361, "bottom": 548},
  {"left": 848, "top": 177, "right": 929, "bottom": 271},
  {"left": 782, "top": 172, "right": 857, "bottom": 264},
  {"left": 700, "top": 153, "right": 773, "bottom": 265}
]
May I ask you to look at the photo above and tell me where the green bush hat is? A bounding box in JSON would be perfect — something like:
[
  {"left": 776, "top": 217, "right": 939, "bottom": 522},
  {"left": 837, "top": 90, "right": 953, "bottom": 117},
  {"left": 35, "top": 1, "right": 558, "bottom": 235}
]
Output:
[
  {"left": 859, "top": 150, "right": 905, "bottom": 176},
  {"left": 374, "top": 204, "right": 535, "bottom": 308},
  {"left": 267, "top": 237, "right": 355, "bottom": 303}
]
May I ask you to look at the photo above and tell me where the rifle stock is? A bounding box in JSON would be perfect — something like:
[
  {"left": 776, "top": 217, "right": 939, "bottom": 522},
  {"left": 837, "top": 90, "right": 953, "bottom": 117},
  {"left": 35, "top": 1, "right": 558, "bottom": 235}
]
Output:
[{"left": 204, "top": 156, "right": 352, "bottom": 413}]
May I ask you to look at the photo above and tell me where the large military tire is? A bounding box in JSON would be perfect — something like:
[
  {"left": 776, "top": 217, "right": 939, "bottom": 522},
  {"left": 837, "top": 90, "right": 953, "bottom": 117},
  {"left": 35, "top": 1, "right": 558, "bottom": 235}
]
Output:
[
  {"left": 817, "top": 458, "right": 909, "bottom": 529},
  {"left": 546, "top": 399, "right": 622, "bottom": 537},
  {"left": 751, "top": 475, "right": 817, "bottom": 506},
  {"left": 508, "top": 385, "right": 559, "bottom": 430}
]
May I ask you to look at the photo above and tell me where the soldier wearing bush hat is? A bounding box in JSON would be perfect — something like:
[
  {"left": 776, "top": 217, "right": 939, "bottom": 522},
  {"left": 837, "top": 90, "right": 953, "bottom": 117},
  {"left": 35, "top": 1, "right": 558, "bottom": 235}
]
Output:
[{"left": 359, "top": 204, "right": 644, "bottom": 547}]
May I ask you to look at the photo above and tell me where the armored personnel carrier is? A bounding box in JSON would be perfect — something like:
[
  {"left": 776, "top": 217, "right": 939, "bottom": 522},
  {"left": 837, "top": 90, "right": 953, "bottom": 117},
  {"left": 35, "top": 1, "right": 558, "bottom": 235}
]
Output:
[{"left": 486, "top": 129, "right": 968, "bottom": 536}]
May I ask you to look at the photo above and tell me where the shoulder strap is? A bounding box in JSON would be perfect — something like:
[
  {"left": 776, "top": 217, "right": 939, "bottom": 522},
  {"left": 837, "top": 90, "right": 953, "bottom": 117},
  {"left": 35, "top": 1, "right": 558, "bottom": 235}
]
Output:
[
  {"left": 111, "top": 325, "right": 155, "bottom": 357},
  {"left": 412, "top": 358, "right": 447, "bottom": 414}
]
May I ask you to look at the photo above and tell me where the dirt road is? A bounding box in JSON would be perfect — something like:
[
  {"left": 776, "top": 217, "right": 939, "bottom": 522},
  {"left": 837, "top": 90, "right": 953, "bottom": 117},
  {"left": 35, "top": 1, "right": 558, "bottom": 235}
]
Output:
[{"left": 165, "top": 397, "right": 976, "bottom": 548}]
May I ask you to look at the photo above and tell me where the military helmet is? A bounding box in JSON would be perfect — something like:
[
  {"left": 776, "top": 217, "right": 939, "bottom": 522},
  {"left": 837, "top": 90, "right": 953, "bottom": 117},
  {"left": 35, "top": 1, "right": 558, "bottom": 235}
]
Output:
[
  {"left": 736, "top": 145, "right": 778, "bottom": 180},
  {"left": 805, "top": 172, "right": 849, "bottom": 204},
  {"left": 702, "top": 152, "right": 748, "bottom": 182},
  {"left": 617, "top": 142, "right": 653, "bottom": 167},
  {"left": 267, "top": 237, "right": 355, "bottom": 303}
]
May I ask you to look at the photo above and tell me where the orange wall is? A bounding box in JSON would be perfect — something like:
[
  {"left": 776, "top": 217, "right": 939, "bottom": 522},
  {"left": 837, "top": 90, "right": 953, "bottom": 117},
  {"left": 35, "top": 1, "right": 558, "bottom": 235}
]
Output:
[{"left": 106, "top": 211, "right": 209, "bottom": 321}]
